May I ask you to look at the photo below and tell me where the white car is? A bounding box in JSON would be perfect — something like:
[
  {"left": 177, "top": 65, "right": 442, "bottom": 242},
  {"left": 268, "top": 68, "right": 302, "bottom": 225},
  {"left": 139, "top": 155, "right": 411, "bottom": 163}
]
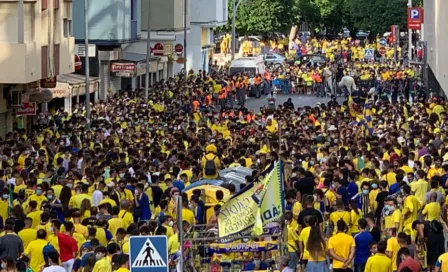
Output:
[{"left": 264, "top": 52, "right": 285, "bottom": 65}]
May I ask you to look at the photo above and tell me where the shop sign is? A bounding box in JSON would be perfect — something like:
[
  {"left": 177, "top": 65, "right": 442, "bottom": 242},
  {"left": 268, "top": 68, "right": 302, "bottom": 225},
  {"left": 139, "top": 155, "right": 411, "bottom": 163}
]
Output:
[
  {"left": 152, "top": 43, "right": 164, "bottom": 56},
  {"left": 16, "top": 102, "right": 36, "bottom": 116},
  {"left": 110, "top": 63, "right": 136, "bottom": 77},
  {"left": 75, "top": 54, "right": 82, "bottom": 71},
  {"left": 40, "top": 77, "right": 57, "bottom": 88}
]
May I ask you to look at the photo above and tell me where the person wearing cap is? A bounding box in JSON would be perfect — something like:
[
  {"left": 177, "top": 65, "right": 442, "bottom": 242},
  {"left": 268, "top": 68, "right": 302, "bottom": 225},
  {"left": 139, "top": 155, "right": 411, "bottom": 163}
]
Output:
[{"left": 201, "top": 144, "right": 221, "bottom": 179}]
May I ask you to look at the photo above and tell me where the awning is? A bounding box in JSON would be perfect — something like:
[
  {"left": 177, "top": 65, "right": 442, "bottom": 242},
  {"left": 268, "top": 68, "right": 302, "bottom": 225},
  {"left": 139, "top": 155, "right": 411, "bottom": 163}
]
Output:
[{"left": 44, "top": 74, "right": 100, "bottom": 98}]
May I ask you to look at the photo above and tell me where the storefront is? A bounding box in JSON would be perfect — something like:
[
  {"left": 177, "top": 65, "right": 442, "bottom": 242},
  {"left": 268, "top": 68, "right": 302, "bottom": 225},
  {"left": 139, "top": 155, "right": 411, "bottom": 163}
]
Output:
[
  {"left": 110, "top": 53, "right": 165, "bottom": 91},
  {"left": 45, "top": 74, "right": 100, "bottom": 114}
]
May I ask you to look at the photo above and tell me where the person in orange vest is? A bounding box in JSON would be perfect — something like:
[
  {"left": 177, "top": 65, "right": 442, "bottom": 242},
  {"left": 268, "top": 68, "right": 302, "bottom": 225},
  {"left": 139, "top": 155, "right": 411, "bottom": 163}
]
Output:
[
  {"left": 312, "top": 71, "right": 324, "bottom": 97},
  {"left": 203, "top": 92, "right": 212, "bottom": 107},
  {"left": 227, "top": 77, "right": 236, "bottom": 108},
  {"left": 218, "top": 87, "right": 227, "bottom": 109},
  {"left": 264, "top": 71, "right": 272, "bottom": 94},
  {"left": 236, "top": 77, "right": 246, "bottom": 107},
  {"left": 253, "top": 74, "right": 262, "bottom": 98}
]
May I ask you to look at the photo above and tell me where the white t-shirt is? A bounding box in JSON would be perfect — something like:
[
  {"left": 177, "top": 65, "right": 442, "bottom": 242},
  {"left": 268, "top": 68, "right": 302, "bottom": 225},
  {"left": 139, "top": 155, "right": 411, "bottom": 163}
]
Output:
[{"left": 43, "top": 265, "right": 66, "bottom": 272}]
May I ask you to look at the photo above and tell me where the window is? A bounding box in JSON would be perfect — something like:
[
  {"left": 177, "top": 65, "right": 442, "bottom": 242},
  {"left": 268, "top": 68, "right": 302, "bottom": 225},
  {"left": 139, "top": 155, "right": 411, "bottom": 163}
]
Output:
[
  {"left": 42, "top": 0, "right": 48, "bottom": 10},
  {"left": 63, "top": 18, "right": 72, "bottom": 37}
]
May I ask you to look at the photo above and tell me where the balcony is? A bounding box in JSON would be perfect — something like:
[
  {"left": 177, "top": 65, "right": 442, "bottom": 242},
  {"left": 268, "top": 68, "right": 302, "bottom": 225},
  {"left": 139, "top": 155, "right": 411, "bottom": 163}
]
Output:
[
  {"left": 141, "top": 0, "right": 190, "bottom": 33},
  {"left": 0, "top": 42, "right": 41, "bottom": 84},
  {"left": 190, "top": 0, "right": 227, "bottom": 27}
]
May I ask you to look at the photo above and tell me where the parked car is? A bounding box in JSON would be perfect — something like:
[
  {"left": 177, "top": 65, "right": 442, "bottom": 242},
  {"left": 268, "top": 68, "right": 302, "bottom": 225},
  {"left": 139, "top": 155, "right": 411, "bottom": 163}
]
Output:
[
  {"left": 286, "top": 54, "right": 328, "bottom": 67},
  {"left": 263, "top": 52, "right": 285, "bottom": 65}
]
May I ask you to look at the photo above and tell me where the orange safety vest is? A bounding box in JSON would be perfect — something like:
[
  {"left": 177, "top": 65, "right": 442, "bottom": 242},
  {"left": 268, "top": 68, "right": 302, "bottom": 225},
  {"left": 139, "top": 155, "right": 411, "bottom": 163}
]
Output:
[
  {"left": 254, "top": 76, "right": 262, "bottom": 85},
  {"left": 218, "top": 88, "right": 227, "bottom": 99},
  {"left": 204, "top": 95, "right": 212, "bottom": 105}
]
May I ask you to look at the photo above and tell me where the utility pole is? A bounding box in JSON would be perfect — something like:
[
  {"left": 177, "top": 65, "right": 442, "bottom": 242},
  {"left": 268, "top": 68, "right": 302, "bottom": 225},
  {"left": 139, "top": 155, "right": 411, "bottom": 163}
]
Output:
[
  {"left": 84, "top": 0, "right": 90, "bottom": 121},
  {"left": 145, "top": 0, "right": 151, "bottom": 101},
  {"left": 183, "top": 0, "right": 187, "bottom": 72},
  {"left": 231, "top": 0, "right": 236, "bottom": 60},
  {"left": 407, "top": 0, "right": 412, "bottom": 65},
  {"left": 231, "top": 0, "right": 245, "bottom": 60}
]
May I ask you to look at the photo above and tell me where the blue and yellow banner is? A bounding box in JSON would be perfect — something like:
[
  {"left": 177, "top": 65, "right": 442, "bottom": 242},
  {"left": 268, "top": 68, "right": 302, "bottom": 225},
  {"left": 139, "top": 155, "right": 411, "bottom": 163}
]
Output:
[
  {"left": 208, "top": 241, "right": 278, "bottom": 254},
  {"left": 218, "top": 161, "right": 284, "bottom": 238}
]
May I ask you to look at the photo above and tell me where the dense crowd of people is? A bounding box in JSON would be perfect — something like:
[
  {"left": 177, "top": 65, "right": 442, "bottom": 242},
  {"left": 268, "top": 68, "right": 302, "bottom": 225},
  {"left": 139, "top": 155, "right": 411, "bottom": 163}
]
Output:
[{"left": 0, "top": 34, "right": 445, "bottom": 272}]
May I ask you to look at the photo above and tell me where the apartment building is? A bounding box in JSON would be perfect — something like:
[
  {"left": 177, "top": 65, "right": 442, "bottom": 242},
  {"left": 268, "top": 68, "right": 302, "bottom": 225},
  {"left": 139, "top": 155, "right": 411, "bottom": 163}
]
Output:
[{"left": 0, "top": 0, "right": 75, "bottom": 137}]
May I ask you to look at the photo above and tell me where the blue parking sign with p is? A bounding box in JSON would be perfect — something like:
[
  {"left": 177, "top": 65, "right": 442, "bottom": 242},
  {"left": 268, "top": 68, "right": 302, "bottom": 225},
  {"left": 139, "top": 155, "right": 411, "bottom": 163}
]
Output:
[
  {"left": 130, "top": 236, "right": 169, "bottom": 272},
  {"left": 410, "top": 8, "right": 420, "bottom": 19}
]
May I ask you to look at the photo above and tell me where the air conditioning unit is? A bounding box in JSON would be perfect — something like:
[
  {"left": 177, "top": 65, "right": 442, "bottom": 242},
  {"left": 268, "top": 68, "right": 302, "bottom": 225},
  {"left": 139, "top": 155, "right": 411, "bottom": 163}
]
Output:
[{"left": 11, "top": 91, "right": 22, "bottom": 107}]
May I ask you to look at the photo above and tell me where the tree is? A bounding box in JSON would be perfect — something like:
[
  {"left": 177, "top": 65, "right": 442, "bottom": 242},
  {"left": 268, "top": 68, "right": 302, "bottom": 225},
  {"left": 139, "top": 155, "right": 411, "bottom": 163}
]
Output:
[
  {"left": 296, "top": 0, "right": 339, "bottom": 34},
  {"left": 219, "top": 0, "right": 297, "bottom": 36},
  {"left": 346, "top": 0, "right": 408, "bottom": 34}
]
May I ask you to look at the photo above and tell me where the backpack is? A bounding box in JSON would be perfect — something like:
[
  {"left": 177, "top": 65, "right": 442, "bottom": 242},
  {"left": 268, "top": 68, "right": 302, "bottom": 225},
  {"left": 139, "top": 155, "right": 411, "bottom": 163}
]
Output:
[
  {"left": 43, "top": 242, "right": 57, "bottom": 264},
  {"left": 204, "top": 156, "right": 217, "bottom": 176}
]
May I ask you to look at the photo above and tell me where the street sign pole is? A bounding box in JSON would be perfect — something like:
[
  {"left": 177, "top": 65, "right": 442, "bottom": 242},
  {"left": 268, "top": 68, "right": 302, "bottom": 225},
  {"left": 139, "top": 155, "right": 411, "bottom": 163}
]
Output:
[{"left": 407, "top": 0, "right": 413, "bottom": 66}]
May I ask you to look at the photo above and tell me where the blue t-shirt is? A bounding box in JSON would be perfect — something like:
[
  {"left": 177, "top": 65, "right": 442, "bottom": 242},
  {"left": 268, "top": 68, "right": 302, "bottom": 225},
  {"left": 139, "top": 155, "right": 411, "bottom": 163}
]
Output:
[
  {"left": 337, "top": 186, "right": 349, "bottom": 206},
  {"left": 346, "top": 182, "right": 359, "bottom": 200},
  {"left": 389, "top": 182, "right": 400, "bottom": 194},
  {"left": 354, "top": 231, "right": 373, "bottom": 265}
]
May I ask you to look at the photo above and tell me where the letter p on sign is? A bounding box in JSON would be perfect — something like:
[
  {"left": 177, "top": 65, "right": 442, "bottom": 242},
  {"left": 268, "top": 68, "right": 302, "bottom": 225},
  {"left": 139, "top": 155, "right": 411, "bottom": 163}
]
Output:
[{"left": 410, "top": 9, "right": 420, "bottom": 19}]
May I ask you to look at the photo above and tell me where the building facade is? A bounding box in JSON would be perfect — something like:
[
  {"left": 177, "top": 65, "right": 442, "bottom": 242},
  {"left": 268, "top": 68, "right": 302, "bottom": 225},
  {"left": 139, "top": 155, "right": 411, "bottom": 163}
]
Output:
[
  {"left": 0, "top": 0, "right": 75, "bottom": 137},
  {"left": 72, "top": 0, "right": 143, "bottom": 99},
  {"left": 423, "top": 0, "right": 448, "bottom": 96},
  {"left": 188, "top": 0, "right": 227, "bottom": 72}
]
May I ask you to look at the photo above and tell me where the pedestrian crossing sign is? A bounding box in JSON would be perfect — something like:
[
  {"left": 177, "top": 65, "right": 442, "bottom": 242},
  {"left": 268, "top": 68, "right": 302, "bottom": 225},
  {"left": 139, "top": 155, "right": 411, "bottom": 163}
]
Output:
[
  {"left": 130, "top": 236, "right": 168, "bottom": 272},
  {"left": 364, "top": 49, "right": 374, "bottom": 60}
]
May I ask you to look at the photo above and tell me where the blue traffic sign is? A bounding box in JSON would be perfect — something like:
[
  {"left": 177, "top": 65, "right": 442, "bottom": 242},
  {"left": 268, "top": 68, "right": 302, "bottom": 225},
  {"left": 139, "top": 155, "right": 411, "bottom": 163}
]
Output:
[
  {"left": 364, "top": 48, "right": 374, "bottom": 60},
  {"left": 379, "top": 38, "right": 387, "bottom": 46},
  {"left": 130, "top": 236, "right": 168, "bottom": 272}
]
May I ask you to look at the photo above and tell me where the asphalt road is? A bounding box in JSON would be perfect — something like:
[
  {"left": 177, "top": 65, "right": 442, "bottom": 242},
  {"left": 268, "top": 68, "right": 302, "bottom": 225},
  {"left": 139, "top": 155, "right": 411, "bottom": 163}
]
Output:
[{"left": 245, "top": 94, "right": 342, "bottom": 111}]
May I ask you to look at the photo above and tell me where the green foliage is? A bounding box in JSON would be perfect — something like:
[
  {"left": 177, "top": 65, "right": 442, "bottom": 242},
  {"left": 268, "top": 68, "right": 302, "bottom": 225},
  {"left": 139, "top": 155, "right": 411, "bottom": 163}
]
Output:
[
  {"left": 347, "top": 0, "right": 408, "bottom": 34},
  {"left": 218, "top": 0, "right": 409, "bottom": 36},
  {"left": 218, "top": 0, "right": 296, "bottom": 35}
]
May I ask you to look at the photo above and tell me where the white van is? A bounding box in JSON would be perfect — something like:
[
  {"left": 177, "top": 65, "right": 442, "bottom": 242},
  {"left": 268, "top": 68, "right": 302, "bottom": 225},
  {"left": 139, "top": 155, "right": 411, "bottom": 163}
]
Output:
[
  {"left": 229, "top": 56, "right": 266, "bottom": 98},
  {"left": 228, "top": 56, "right": 265, "bottom": 77}
]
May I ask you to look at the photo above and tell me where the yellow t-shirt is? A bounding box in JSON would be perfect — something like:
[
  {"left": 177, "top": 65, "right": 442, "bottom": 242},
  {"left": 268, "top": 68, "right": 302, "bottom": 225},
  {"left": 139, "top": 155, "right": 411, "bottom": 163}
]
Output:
[
  {"left": 287, "top": 224, "right": 299, "bottom": 253},
  {"left": 18, "top": 228, "right": 37, "bottom": 249},
  {"left": 29, "top": 194, "right": 48, "bottom": 210},
  {"left": 422, "top": 202, "right": 441, "bottom": 221},
  {"left": 410, "top": 179, "right": 428, "bottom": 205},
  {"left": 74, "top": 222, "right": 88, "bottom": 238},
  {"left": 181, "top": 208, "right": 195, "bottom": 226},
  {"left": 28, "top": 210, "right": 43, "bottom": 228},
  {"left": 350, "top": 210, "right": 363, "bottom": 234},
  {"left": 328, "top": 233, "right": 355, "bottom": 269},
  {"left": 386, "top": 237, "right": 400, "bottom": 271},
  {"left": 384, "top": 209, "right": 402, "bottom": 231},
  {"left": 402, "top": 195, "right": 420, "bottom": 226},
  {"left": 330, "top": 211, "right": 351, "bottom": 235},
  {"left": 298, "top": 226, "right": 311, "bottom": 259},
  {"left": 364, "top": 253, "right": 393, "bottom": 272},
  {"left": 168, "top": 233, "right": 179, "bottom": 255},
  {"left": 118, "top": 210, "right": 134, "bottom": 230},
  {"left": 24, "top": 239, "right": 48, "bottom": 272},
  {"left": 108, "top": 218, "right": 125, "bottom": 238}
]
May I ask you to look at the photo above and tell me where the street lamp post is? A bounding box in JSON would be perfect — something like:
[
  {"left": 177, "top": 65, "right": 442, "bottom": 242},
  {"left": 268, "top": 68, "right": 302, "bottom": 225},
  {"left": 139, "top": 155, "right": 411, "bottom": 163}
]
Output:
[
  {"left": 145, "top": 0, "right": 151, "bottom": 101},
  {"left": 84, "top": 0, "right": 90, "bottom": 121}
]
